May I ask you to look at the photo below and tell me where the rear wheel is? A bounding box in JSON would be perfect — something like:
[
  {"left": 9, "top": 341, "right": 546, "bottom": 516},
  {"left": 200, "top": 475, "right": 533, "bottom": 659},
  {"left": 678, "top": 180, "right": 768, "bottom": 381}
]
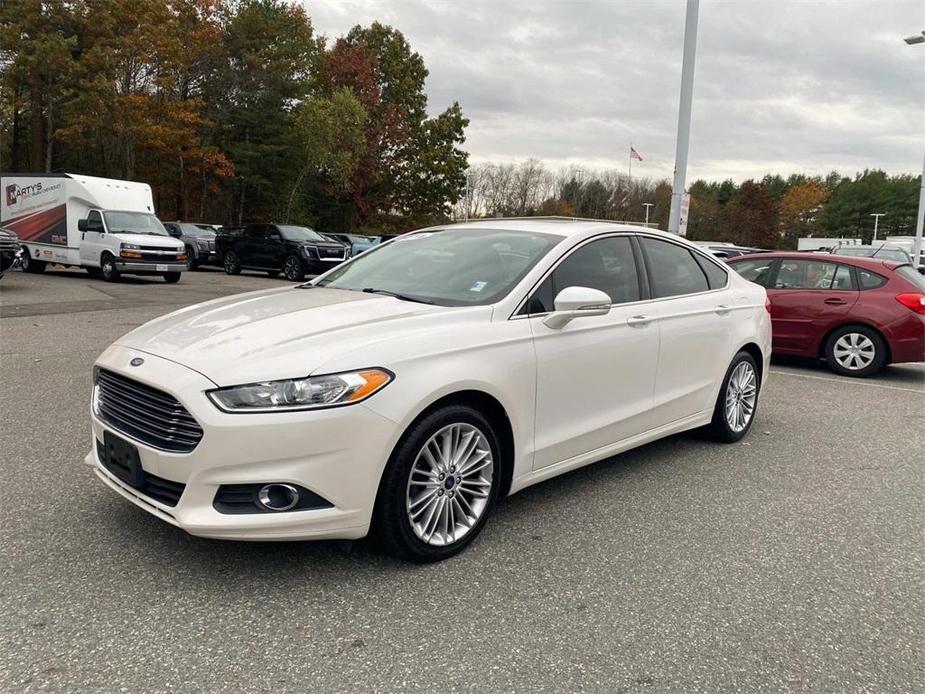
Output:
[
  {"left": 282, "top": 254, "right": 305, "bottom": 281},
  {"left": 374, "top": 405, "right": 501, "bottom": 562},
  {"left": 706, "top": 351, "right": 760, "bottom": 442},
  {"left": 100, "top": 253, "right": 120, "bottom": 282},
  {"left": 21, "top": 251, "right": 46, "bottom": 273},
  {"left": 824, "top": 325, "right": 886, "bottom": 378},
  {"left": 163, "top": 272, "right": 181, "bottom": 283},
  {"left": 223, "top": 251, "right": 241, "bottom": 275}
]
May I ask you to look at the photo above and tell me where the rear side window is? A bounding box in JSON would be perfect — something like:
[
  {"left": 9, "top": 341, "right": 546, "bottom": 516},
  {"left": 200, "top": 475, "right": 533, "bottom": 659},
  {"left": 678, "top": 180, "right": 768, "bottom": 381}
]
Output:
[
  {"left": 692, "top": 253, "right": 728, "bottom": 289},
  {"left": 773, "top": 259, "right": 841, "bottom": 289},
  {"left": 857, "top": 269, "right": 887, "bottom": 290},
  {"left": 831, "top": 264, "right": 854, "bottom": 290},
  {"left": 895, "top": 265, "right": 925, "bottom": 291},
  {"left": 640, "top": 237, "right": 709, "bottom": 298},
  {"left": 730, "top": 258, "right": 775, "bottom": 287}
]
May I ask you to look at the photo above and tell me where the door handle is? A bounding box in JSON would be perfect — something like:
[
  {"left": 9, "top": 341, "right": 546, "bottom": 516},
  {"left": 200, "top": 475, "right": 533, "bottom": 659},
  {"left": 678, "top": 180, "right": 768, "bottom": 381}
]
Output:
[
  {"left": 714, "top": 304, "right": 731, "bottom": 315},
  {"left": 627, "top": 315, "right": 652, "bottom": 327},
  {"left": 823, "top": 298, "right": 847, "bottom": 305}
]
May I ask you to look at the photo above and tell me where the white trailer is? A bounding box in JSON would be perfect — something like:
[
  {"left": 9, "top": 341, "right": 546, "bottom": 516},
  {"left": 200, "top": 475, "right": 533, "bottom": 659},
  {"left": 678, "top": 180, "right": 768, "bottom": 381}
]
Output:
[
  {"left": 797, "top": 237, "right": 861, "bottom": 252},
  {"left": 1, "top": 173, "right": 186, "bottom": 282}
]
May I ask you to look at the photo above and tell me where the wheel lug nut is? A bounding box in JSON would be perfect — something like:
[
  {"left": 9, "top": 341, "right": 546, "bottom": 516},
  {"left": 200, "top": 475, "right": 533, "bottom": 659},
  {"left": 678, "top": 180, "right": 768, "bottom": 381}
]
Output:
[
  {"left": 437, "top": 489, "right": 444, "bottom": 496},
  {"left": 449, "top": 467, "right": 455, "bottom": 473},
  {"left": 438, "top": 473, "right": 445, "bottom": 480}
]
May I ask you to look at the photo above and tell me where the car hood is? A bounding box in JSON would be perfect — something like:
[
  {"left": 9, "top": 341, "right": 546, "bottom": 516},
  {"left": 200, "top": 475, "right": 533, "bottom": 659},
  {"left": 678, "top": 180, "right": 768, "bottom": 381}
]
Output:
[{"left": 115, "top": 287, "right": 454, "bottom": 386}]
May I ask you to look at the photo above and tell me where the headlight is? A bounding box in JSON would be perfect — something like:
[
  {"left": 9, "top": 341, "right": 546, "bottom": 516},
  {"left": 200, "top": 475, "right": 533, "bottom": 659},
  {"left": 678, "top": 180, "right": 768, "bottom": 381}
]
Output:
[
  {"left": 207, "top": 368, "right": 393, "bottom": 413},
  {"left": 301, "top": 245, "right": 317, "bottom": 258},
  {"left": 121, "top": 243, "right": 141, "bottom": 250}
]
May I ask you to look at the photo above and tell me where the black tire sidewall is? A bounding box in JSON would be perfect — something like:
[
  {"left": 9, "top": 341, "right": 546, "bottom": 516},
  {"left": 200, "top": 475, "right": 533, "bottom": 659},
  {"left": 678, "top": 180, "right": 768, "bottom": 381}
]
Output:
[
  {"left": 825, "top": 325, "right": 886, "bottom": 378},
  {"left": 375, "top": 405, "right": 502, "bottom": 562},
  {"left": 283, "top": 255, "right": 304, "bottom": 281},
  {"left": 163, "top": 272, "right": 181, "bottom": 283},
  {"left": 101, "top": 254, "right": 119, "bottom": 282},
  {"left": 710, "top": 351, "right": 760, "bottom": 443}
]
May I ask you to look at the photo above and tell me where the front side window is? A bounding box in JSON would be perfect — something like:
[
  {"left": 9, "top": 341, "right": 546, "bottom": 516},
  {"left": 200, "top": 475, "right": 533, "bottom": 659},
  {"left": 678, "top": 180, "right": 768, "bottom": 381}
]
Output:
[
  {"left": 525, "top": 236, "right": 641, "bottom": 314},
  {"left": 773, "top": 259, "right": 841, "bottom": 289},
  {"left": 640, "top": 237, "right": 709, "bottom": 298},
  {"left": 316, "top": 228, "right": 562, "bottom": 306}
]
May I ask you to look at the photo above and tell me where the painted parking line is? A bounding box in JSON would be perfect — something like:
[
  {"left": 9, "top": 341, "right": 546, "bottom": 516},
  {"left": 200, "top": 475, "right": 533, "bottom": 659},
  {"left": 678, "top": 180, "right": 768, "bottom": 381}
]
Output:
[{"left": 769, "top": 368, "right": 925, "bottom": 394}]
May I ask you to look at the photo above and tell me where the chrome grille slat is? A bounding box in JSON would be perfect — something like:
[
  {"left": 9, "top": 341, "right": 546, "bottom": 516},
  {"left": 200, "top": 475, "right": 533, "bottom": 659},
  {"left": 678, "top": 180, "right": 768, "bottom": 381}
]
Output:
[{"left": 97, "top": 369, "right": 203, "bottom": 453}]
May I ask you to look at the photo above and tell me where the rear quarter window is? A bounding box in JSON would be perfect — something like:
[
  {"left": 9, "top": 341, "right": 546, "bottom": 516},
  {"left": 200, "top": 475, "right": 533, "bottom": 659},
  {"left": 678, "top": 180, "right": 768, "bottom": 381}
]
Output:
[{"left": 857, "top": 268, "right": 887, "bottom": 290}]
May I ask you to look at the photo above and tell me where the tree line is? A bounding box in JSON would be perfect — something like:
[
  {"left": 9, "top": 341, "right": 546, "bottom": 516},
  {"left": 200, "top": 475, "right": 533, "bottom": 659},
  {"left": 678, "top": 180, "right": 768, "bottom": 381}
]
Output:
[
  {"left": 0, "top": 0, "right": 468, "bottom": 233},
  {"left": 454, "top": 160, "right": 921, "bottom": 248}
]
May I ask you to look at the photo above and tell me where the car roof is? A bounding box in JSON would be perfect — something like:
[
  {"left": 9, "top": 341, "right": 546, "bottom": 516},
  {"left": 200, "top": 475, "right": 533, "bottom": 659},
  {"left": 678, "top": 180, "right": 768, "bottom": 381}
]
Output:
[
  {"left": 424, "top": 217, "right": 677, "bottom": 240},
  {"left": 730, "top": 251, "right": 905, "bottom": 271}
]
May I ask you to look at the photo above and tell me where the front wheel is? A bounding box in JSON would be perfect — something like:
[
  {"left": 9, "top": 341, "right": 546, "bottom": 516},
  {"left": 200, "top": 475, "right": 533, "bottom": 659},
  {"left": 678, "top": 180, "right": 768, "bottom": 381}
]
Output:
[
  {"left": 706, "top": 351, "right": 760, "bottom": 442},
  {"left": 223, "top": 251, "right": 241, "bottom": 275},
  {"left": 186, "top": 247, "right": 198, "bottom": 270},
  {"left": 100, "top": 253, "right": 120, "bottom": 282},
  {"left": 282, "top": 254, "right": 305, "bottom": 281},
  {"left": 824, "top": 325, "right": 886, "bottom": 378},
  {"left": 374, "top": 405, "right": 501, "bottom": 562},
  {"left": 163, "top": 272, "right": 181, "bottom": 283}
]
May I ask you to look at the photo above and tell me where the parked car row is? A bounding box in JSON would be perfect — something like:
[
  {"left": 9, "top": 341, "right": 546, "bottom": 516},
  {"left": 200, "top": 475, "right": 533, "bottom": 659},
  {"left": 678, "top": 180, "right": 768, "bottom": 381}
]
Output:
[
  {"left": 727, "top": 252, "right": 925, "bottom": 377},
  {"left": 0, "top": 226, "right": 22, "bottom": 279}
]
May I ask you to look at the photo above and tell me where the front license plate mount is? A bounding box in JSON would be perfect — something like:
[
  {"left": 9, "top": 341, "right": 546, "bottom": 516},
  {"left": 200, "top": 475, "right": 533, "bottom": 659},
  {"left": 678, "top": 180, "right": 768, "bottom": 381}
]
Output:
[{"left": 103, "top": 431, "right": 145, "bottom": 488}]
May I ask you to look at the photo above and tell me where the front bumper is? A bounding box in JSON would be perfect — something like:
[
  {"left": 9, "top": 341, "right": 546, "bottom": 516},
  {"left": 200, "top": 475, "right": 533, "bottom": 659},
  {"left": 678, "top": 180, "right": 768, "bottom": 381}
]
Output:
[
  {"left": 115, "top": 260, "right": 186, "bottom": 274},
  {"left": 85, "top": 345, "right": 400, "bottom": 541}
]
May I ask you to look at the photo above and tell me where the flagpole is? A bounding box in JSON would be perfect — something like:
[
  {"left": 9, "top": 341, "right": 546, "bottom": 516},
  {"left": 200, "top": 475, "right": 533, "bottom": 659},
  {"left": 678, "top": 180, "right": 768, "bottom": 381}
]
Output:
[{"left": 628, "top": 142, "right": 633, "bottom": 189}]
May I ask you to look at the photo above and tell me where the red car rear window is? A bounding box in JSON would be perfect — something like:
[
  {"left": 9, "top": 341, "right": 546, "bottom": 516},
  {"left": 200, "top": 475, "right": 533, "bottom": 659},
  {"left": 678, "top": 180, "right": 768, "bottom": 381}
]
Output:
[{"left": 895, "top": 265, "right": 925, "bottom": 291}]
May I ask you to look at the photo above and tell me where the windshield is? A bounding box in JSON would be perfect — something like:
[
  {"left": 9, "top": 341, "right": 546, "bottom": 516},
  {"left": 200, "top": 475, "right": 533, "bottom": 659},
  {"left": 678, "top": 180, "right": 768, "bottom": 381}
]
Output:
[
  {"left": 103, "top": 211, "right": 169, "bottom": 236},
  {"left": 315, "top": 228, "right": 562, "bottom": 306},
  {"left": 181, "top": 224, "right": 216, "bottom": 238},
  {"left": 277, "top": 225, "right": 326, "bottom": 242}
]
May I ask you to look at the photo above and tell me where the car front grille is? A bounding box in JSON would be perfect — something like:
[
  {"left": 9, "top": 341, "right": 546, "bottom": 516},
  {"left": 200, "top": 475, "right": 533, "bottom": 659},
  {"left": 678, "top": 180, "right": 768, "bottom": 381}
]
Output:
[
  {"left": 96, "top": 369, "right": 203, "bottom": 453},
  {"left": 318, "top": 247, "right": 346, "bottom": 260},
  {"left": 96, "top": 439, "right": 186, "bottom": 506}
]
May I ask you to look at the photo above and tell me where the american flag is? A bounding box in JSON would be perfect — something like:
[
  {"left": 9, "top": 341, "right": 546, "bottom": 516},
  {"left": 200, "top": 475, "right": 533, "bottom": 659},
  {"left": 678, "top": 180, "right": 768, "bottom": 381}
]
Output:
[{"left": 630, "top": 146, "right": 643, "bottom": 162}]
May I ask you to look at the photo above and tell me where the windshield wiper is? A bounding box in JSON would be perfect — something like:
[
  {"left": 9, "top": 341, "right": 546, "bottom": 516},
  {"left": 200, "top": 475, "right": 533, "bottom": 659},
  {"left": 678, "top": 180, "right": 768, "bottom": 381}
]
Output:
[{"left": 361, "top": 287, "right": 434, "bottom": 304}]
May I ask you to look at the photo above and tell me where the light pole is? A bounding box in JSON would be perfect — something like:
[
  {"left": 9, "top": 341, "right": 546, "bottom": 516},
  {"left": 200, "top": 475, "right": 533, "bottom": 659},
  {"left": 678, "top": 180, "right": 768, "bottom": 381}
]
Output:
[
  {"left": 870, "top": 213, "right": 885, "bottom": 242},
  {"left": 463, "top": 173, "right": 471, "bottom": 223},
  {"left": 905, "top": 31, "right": 924, "bottom": 267},
  {"left": 643, "top": 203, "right": 654, "bottom": 227},
  {"left": 668, "top": 0, "right": 699, "bottom": 235}
]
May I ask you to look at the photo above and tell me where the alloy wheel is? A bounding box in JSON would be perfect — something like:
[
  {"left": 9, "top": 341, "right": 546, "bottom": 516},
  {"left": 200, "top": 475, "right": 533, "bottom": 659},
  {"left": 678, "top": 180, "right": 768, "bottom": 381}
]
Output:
[
  {"left": 405, "top": 423, "right": 493, "bottom": 547},
  {"left": 832, "top": 333, "right": 875, "bottom": 371},
  {"left": 284, "top": 256, "right": 302, "bottom": 280},
  {"left": 724, "top": 361, "right": 757, "bottom": 433}
]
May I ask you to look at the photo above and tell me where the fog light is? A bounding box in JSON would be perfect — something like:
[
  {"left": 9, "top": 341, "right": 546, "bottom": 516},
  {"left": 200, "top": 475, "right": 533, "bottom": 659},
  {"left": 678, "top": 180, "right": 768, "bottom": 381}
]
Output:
[{"left": 257, "top": 483, "right": 300, "bottom": 511}]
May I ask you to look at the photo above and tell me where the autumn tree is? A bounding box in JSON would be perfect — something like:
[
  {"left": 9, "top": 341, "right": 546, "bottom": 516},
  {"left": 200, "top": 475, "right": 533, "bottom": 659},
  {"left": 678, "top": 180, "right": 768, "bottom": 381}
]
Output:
[{"left": 779, "top": 179, "right": 828, "bottom": 246}]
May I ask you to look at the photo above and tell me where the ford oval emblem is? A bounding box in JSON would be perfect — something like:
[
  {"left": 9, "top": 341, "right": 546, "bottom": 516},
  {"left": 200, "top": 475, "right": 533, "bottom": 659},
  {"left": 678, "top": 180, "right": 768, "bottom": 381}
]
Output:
[{"left": 130, "top": 357, "right": 144, "bottom": 367}]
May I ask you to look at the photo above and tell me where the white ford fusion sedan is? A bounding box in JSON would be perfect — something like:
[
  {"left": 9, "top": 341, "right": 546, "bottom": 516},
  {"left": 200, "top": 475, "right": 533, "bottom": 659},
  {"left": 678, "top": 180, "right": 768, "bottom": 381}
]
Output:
[{"left": 87, "top": 220, "right": 771, "bottom": 561}]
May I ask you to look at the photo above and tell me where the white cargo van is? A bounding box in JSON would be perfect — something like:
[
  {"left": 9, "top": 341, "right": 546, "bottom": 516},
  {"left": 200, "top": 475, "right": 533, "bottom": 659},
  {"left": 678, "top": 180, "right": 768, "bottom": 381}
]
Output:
[{"left": 1, "top": 173, "right": 186, "bottom": 282}]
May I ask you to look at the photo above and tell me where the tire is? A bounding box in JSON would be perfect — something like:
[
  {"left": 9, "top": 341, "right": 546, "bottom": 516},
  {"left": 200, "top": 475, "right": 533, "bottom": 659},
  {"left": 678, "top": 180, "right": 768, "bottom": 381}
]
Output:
[
  {"left": 824, "top": 325, "right": 886, "bottom": 378},
  {"left": 374, "top": 405, "right": 502, "bottom": 562},
  {"left": 86, "top": 267, "right": 102, "bottom": 277},
  {"left": 100, "top": 253, "right": 120, "bottom": 282},
  {"left": 186, "top": 246, "right": 198, "bottom": 270},
  {"left": 163, "top": 272, "right": 181, "bottom": 283},
  {"left": 706, "top": 350, "right": 760, "bottom": 443},
  {"left": 21, "top": 251, "right": 46, "bottom": 274},
  {"left": 223, "top": 251, "right": 241, "bottom": 275},
  {"left": 282, "top": 254, "right": 305, "bottom": 281}
]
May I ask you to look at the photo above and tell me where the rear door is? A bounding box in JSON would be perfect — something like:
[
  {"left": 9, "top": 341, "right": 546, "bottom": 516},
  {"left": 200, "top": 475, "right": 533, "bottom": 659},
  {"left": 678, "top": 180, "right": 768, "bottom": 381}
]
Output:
[
  {"left": 766, "top": 258, "right": 859, "bottom": 355},
  {"left": 264, "top": 226, "right": 286, "bottom": 269},
  {"left": 638, "top": 236, "right": 736, "bottom": 426},
  {"left": 241, "top": 225, "right": 266, "bottom": 267}
]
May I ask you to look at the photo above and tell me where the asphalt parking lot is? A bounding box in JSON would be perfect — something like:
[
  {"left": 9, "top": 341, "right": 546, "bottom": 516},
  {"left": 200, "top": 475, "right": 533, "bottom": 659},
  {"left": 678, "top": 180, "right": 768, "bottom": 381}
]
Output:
[{"left": 1, "top": 266, "right": 923, "bottom": 693}]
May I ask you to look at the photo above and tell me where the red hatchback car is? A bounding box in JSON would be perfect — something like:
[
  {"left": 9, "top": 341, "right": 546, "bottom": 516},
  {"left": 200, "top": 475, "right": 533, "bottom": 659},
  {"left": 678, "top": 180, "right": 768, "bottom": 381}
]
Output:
[{"left": 727, "top": 252, "right": 925, "bottom": 377}]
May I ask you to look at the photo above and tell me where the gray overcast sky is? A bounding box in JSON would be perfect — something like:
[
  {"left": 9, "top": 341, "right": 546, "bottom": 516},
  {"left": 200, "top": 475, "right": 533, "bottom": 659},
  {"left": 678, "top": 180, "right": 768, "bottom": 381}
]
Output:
[{"left": 306, "top": 0, "right": 925, "bottom": 182}]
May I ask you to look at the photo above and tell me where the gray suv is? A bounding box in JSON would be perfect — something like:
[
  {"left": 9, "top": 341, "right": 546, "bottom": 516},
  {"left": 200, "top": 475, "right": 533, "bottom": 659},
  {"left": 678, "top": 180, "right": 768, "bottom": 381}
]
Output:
[{"left": 163, "top": 222, "right": 219, "bottom": 270}]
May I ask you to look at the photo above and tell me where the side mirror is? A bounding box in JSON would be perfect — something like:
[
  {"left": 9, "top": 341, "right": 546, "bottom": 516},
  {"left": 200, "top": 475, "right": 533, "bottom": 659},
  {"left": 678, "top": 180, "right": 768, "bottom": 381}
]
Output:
[
  {"left": 543, "top": 286, "right": 612, "bottom": 329},
  {"left": 79, "top": 218, "right": 104, "bottom": 233},
  {"left": 78, "top": 219, "right": 88, "bottom": 232},
  {"left": 167, "top": 228, "right": 181, "bottom": 238}
]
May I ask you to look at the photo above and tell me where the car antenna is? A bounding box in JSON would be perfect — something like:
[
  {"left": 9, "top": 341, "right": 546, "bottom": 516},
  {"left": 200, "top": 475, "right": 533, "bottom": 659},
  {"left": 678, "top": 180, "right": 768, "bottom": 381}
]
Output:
[{"left": 870, "top": 243, "right": 885, "bottom": 258}]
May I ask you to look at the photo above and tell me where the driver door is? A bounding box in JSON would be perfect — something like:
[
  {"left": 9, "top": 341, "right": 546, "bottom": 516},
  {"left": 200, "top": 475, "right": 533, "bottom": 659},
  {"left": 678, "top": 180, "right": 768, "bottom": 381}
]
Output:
[
  {"left": 79, "top": 210, "right": 107, "bottom": 266},
  {"left": 526, "top": 235, "right": 659, "bottom": 469}
]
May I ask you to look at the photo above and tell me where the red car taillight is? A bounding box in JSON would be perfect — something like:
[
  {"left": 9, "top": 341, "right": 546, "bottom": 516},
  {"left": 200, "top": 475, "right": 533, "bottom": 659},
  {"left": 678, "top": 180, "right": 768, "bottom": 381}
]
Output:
[{"left": 895, "top": 293, "right": 925, "bottom": 314}]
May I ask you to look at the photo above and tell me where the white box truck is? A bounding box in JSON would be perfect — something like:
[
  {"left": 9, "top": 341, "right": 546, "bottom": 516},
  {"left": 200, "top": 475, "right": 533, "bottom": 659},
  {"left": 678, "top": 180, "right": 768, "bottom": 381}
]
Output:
[{"left": 1, "top": 173, "right": 186, "bottom": 282}]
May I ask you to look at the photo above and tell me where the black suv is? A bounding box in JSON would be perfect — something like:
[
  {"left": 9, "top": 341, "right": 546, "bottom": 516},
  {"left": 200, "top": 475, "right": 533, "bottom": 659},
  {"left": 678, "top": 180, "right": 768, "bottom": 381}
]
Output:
[{"left": 216, "top": 224, "right": 349, "bottom": 280}]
